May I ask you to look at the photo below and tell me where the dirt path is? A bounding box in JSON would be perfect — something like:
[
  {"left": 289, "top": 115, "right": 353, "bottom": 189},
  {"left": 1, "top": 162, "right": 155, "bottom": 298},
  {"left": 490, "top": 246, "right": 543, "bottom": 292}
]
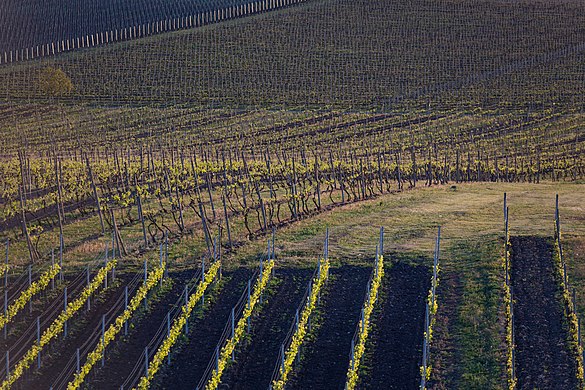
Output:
[
  {"left": 222, "top": 268, "right": 313, "bottom": 389},
  {"left": 510, "top": 236, "right": 579, "bottom": 389},
  {"left": 359, "top": 261, "right": 430, "bottom": 389},
  {"left": 288, "top": 265, "right": 370, "bottom": 390}
]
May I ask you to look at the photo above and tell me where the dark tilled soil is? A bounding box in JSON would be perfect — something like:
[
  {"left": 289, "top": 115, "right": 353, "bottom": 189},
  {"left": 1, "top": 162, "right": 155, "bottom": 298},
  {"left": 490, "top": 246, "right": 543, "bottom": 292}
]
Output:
[
  {"left": 510, "top": 236, "right": 579, "bottom": 390},
  {"left": 359, "top": 261, "right": 430, "bottom": 390},
  {"left": 288, "top": 265, "right": 371, "bottom": 390},
  {"left": 152, "top": 268, "right": 252, "bottom": 390},
  {"left": 88, "top": 271, "right": 194, "bottom": 389},
  {"left": 16, "top": 273, "right": 133, "bottom": 390},
  {"left": 428, "top": 268, "right": 461, "bottom": 390},
  {"left": 222, "top": 268, "right": 313, "bottom": 390}
]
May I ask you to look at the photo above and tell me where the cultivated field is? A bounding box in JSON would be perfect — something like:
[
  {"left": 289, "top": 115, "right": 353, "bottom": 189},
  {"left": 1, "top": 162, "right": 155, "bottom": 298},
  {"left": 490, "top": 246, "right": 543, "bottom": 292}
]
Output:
[{"left": 1, "top": 0, "right": 584, "bottom": 389}]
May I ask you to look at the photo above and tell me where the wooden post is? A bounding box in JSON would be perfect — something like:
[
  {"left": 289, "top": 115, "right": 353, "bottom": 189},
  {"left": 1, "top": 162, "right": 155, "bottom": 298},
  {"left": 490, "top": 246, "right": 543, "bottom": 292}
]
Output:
[
  {"left": 184, "top": 286, "right": 189, "bottom": 333},
  {"left": 221, "top": 193, "right": 232, "bottom": 247},
  {"left": 101, "top": 315, "right": 106, "bottom": 367},
  {"left": 201, "top": 258, "right": 205, "bottom": 306},
  {"left": 19, "top": 185, "right": 38, "bottom": 262},
  {"left": 4, "top": 290, "right": 7, "bottom": 339},
  {"left": 231, "top": 307, "right": 235, "bottom": 360},
  {"left": 59, "top": 236, "right": 63, "bottom": 282},
  {"left": 110, "top": 209, "right": 127, "bottom": 256},
  {"left": 144, "top": 260, "right": 148, "bottom": 310},
  {"left": 86, "top": 156, "right": 105, "bottom": 235},
  {"left": 124, "top": 286, "right": 128, "bottom": 335},
  {"left": 144, "top": 347, "right": 149, "bottom": 377},
  {"left": 87, "top": 266, "right": 91, "bottom": 311},
  {"left": 167, "top": 312, "right": 171, "bottom": 365},
  {"left": 28, "top": 265, "right": 32, "bottom": 313},
  {"left": 247, "top": 279, "right": 251, "bottom": 332},
  {"left": 64, "top": 287, "right": 68, "bottom": 337},
  {"left": 37, "top": 317, "right": 41, "bottom": 368}
]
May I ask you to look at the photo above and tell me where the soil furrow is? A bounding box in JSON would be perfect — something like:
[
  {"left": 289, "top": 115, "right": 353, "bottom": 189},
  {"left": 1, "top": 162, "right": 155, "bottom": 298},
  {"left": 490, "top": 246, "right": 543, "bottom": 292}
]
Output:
[
  {"left": 223, "top": 268, "right": 313, "bottom": 390},
  {"left": 510, "top": 236, "right": 579, "bottom": 389},
  {"left": 152, "top": 268, "right": 252, "bottom": 389},
  {"left": 359, "top": 261, "right": 430, "bottom": 389},
  {"left": 289, "top": 265, "right": 370, "bottom": 390}
]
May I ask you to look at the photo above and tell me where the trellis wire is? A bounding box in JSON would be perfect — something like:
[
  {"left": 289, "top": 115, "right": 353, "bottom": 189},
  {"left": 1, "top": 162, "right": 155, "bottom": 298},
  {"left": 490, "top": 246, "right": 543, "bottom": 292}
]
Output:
[
  {"left": 268, "top": 230, "right": 329, "bottom": 388},
  {"left": 420, "top": 226, "right": 440, "bottom": 390},
  {"left": 0, "top": 246, "right": 113, "bottom": 381}
]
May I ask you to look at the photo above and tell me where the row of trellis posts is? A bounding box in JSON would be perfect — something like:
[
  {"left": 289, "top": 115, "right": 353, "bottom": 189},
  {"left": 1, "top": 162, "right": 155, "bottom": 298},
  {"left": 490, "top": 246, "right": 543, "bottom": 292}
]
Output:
[
  {"left": 419, "top": 226, "right": 440, "bottom": 389},
  {"left": 268, "top": 229, "right": 329, "bottom": 389},
  {"left": 1, "top": 238, "right": 120, "bottom": 383},
  {"left": 503, "top": 193, "right": 516, "bottom": 387},
  {"left": 195, "top": 233, "right": 274, "bottom": 390},
  {"left": 504, "top": 193, "right": 585, "bottom": 388},
  {"left": 119, "top": 234, "right": 222, "bottom": 390},
  {"left": 554, "top": 194, "right": 585, "bottom": 376},
  {"left": 0, "top": 0, "right": 308, "bottom": 65}
]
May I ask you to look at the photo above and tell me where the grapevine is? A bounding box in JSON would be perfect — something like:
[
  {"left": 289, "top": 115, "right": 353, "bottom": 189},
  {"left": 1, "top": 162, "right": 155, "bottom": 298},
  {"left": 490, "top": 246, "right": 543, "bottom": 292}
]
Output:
[
  {"left": 345, "top": 254, "right": 384, "bottom": 390},
  {"left": 0, "top": 263, "right": 61, "bottom": 329},
  {"left": 67, "top": 261, "right": 166, "bottom": 389},
  {"left": 203, "top": 259, "right": 274, "bottom": 390},
  {"left": 271, "top": 258, "right": 329, "bottom": 390},
  {"left": 0, "top": 260, "right": 116, "bottom": 390},
  {"left": 134, "top": 260, "right": 221, "bottom": 389}
]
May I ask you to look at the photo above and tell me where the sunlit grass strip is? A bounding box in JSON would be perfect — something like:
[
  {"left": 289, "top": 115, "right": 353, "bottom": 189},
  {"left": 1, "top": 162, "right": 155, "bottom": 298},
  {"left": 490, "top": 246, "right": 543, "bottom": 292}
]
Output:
[
  {"left": 345, "top": 255, "right": 384, "bottom": 390},
  {"left": 204, "top": 259, "right": 275, "bottom": 390},
  {"left": 67, "top": 262, "right": 166, "bottom": 389},
  {"left": 134, "top": 260, "right": 221, "bottom": 389},
  {"left": 271, "top": 259, "right": 330, "bottom": 390},
  {"left": 0, "top": 260, "right": 116, "bottom": 390},
  {"left": 0, "top": 263, "right": 60, "bottom": 329},
  {"left": 553, "top": 227, "right": 585, "bottom": 386}
]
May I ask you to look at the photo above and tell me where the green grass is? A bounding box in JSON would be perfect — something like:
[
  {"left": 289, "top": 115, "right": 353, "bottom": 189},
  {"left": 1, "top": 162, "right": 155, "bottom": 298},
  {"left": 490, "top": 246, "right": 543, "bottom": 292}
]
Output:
[
  {"left": 432, "top": 236, "right": 506, "bottom": 389},
  {"left": 5, "top": 179, "right": 585, "bottom": 387},
  {"left": 218, "top": 181, "right": 585, "bottom": 386}
]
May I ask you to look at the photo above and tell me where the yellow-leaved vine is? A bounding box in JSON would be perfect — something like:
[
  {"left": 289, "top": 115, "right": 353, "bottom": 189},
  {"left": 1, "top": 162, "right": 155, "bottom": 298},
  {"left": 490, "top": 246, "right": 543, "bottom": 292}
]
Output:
[
  {"left": 0, "top": 263, "right": 60, "bottom": 329},
  {"left": 67, "top": 262, "right": 166, "bottom": 389},
  {"left": 204, "top": 260, "right": 274, "bottom": 390},
  {"left": 271, "top": 259, "right": 329, "bottom": 390},
  {"left": 345, "top": 255, "right": 384, "bottom": 390},
  {"left": 552, "top": 225, "right": 585, "bottom": 386},
  {"left": 0, "top": 260, "right": 116, "bottom": 390},
  {"left": 134, "top": 260, "right": 221, "bottom": 389}
]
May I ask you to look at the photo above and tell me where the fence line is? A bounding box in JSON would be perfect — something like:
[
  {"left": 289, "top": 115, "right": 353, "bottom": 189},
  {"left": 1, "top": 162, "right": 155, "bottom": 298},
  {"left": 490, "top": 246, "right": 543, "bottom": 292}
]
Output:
[
  {"left": 554, "top": 194, "right": 585, "bottom": 387},
  {"left": 0, "top": 0, "right": 310, "bottom": 66}
]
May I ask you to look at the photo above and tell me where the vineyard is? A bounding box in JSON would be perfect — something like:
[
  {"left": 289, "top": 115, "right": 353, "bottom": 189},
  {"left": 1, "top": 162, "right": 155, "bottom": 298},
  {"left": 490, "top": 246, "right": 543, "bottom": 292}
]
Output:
[{"left": 1, "top": 0, "right": 585, "bottom": 389}]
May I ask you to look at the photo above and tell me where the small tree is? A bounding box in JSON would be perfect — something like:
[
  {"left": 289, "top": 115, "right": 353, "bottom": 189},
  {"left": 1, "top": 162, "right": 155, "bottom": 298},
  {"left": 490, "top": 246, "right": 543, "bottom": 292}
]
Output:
[{"left": 38, "top": 67, "right": 73, "bottom": 97}]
